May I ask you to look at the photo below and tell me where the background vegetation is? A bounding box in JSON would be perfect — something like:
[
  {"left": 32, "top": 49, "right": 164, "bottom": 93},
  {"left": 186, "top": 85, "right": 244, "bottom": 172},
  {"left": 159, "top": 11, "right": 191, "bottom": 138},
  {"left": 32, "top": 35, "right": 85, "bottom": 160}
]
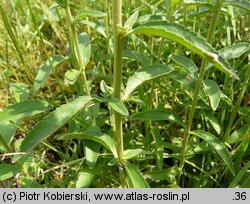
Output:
[{"left": 0, "top": 0, "right": 249, "bottom": 188}]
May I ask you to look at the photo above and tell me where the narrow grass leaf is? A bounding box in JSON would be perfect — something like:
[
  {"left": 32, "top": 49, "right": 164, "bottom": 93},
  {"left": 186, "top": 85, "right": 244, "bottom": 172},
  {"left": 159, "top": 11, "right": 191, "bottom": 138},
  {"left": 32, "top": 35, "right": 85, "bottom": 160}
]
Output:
[
  {"left": 224, "top": 2, "right": 250, "bottom": 13},
  {"left": 130, "top": 110, "right": 185, "bottom": 127},
  {"left": 152, "top": 128, "right": 164, "bottom": 169},
  {"left": 76, "top": 171, "right": 95, "bottom": 188},
  {"left": 132, "top": 21, "right": 239, "bottom": 80},
  {"left": 33, "top": 56, "right": 67, "bottom": 94},
  {"left": 0, "top": 164, "right": 19, "bottom": 181},
  {"left": 75, "top": 10, "right": 107, "bottom": 21},
  {"left": 191, "top": 130, "right": 235, "bottom": 175},
  {"left": 172, "top": 55, "right": 198, "bottom": 79},
  {"left": 55, "top": 0, "right": 66, "bottom": 8},
  {"left": 229, "top": 160, "right": 250, "bottom": 188},
  {"left": 144, "top": 166, "right": 180, "bottom": 183},
  {"left": 219, "top": 43, "right": 250, "bottom": 60},
  {"left": 0, "top": 100, "right": 52, "bottom": 150},
  {"left": 0, "top": 4, "right": 25, "bottom": 65},
  {"left": 20, "top": 96, "right": 98, "bottom": 154},
  {"left": 125, "top": 163, "right": 149, "bottom": 188},
  {"left": 124, "top": 64, "right": 173, "bottom": 99},
  {"left": 57, "top": 132, "right": 117, "bottom": 157},
  {"left": 203, "top": 80, "right": 220, "bottom": 111}
]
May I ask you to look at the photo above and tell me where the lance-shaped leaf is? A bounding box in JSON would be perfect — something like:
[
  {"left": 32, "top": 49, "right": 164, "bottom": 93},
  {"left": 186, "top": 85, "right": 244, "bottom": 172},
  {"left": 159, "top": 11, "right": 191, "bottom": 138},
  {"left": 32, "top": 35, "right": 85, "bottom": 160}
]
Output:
[
  {"left": 132, "top": 21, "right": 239, "bottom": 80},
  {"left": 0, "top": 164, "right": 20, "bottom": 181},
  {"left": 125, "top": 163, "right": 149, "bottom": 188},
  {"left": 78, "top": 32, "right": 91, "bottom": 68},
  {"left": 130, "top": 110, "right": 185, "bottom": 127},
  {"left": 74, "top": 10, "right": 107, "bottom": 21},
  {"left": 57, "top": 130, "right": 117, "bottom": 157},
  {"left": 224, "top": 1, "right": 250, "bottom": 13},
  {"left": 19, "top": 96, "right": 98, "bottom": 154},
  {"left": 124, "top": 64, "right": 173, "bottom": 99},
  {"left": 33, "top": 56, "right": 67, "bottom": 94},
  {"left": 203, "top": 80, "right": 221, "bottom": 111},
  {"left": 219, "top": 43, "right": 250, "bottom": 60},
  {"left": 171, "top": 55, "right": 198, "bottom": 79},
  {"left": 0, "top": 100, "right": 52, "bottom": 151},
  {"left": 191, "top": 130, "right": 235, "bottom": 175}
]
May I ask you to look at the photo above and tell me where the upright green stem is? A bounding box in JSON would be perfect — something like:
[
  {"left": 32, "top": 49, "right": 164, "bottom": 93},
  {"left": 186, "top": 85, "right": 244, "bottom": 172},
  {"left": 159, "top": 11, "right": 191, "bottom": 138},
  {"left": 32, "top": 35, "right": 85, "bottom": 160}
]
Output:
[
  {"left": 65, "top": 1, "right": 95, "bottom": 125},
  {"left": 112, "top": 0, "right": 126, "bottom": 187},
  {"left": 223, "top": 64, "right": 250, "bottom": 141},
  {"left": 178, "top": 0, "right": 223, "bottom": 185}
]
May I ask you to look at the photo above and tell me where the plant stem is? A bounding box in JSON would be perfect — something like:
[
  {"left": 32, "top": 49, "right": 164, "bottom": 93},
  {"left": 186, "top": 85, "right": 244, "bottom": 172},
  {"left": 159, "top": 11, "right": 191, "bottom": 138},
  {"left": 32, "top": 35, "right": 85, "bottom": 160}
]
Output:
[
  {"left": 223, "top": 64, "right": 250, "bottom": 142},
  {"left": 112, "top": 0, "right": 126, "bottom": 187},
  {"left": 65, "top": 1, "right": 95, "bottom": 125},
  {"left": 178, "top": 0, "right": 223, "bottom": 185}
]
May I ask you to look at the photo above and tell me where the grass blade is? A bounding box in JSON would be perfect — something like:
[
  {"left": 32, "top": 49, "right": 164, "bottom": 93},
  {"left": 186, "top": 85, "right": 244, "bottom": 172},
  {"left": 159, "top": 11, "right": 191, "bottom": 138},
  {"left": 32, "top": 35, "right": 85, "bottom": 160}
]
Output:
[
  {"left": 229, "top": 160, "right": 250, "bottom": 188},
  {"left": 191, "top": 130, "right": 235, "bottom": 175}
]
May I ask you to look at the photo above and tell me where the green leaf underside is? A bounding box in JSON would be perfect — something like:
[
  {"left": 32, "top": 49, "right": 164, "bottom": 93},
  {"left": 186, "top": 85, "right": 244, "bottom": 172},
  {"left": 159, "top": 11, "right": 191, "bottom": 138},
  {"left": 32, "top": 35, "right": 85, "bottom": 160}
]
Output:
[
  {"left": 20, "top": 96, "right": 98, "bottom": 153},
  {"left": 33, "top": 56, "right": 67, "bottom": 94},
  {"left": 125, "top": 163, "right": 149, "bottom": 188},
  {"left": 191, "top": 130, "right": 235, "bottom": 175},
  {"left": 108, "top": 149, "right": 143, "bottom": 166},
  {"left": 108, "top": 97, "right": 129, "bottom": 116},
  {"left": 65, "top": 69, "right": 79, "bottom": 85},
  {"left": 75, "top": 10, "right": 107, "bottom": 21},
  {"left": 219, "top": 43, "right": 250, "bottom": 60},
  {"left": 9, "top": 83, "right": 29, "bottom": 103},
  {"left": 203, "top": 80, "right": 221, "bottom": 111},
  {"left": 79, "top": 20, "right": 106, "bottom": 38},
  {"left": 0, "top": 100, "right": 52, "bottom": 148},
  {"left": 76, "top": 171, "right": 95, "bottom": 188},
  {"left": 144, "top": 166, "right": 180, "bottom": 182},
  {"left": 132, "top": 21, "right": 239, "bottom": 80},
  {"left": 224, "top": 2, "right": 250, "bottom": 13},
  {"left": 0, "top": 164, "right": 19, "bottom": 181},
  {"left": 131, "top": 110, "right": 185, "bottom": 127},
  {"left": 172, "top": 55, "right": 198, "bottom": 79},
  {"left": 124, "top": 64, "right": 173, "bottom": 99},
  {"left": 57, "top": 132, "right": 117, "bottom": 157},
  {"left": 78, "top": 32, "right": 91, "bottom": 67}
]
